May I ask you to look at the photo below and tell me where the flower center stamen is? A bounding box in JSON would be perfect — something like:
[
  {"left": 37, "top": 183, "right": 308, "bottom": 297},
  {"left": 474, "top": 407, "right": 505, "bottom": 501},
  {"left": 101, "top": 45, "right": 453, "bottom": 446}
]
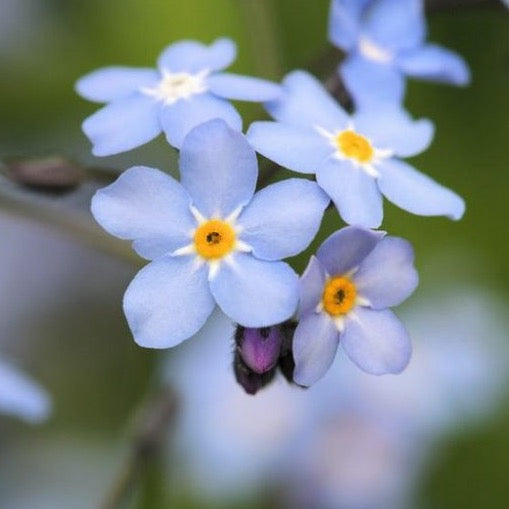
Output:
[
  {"left": 194, "top": 219, "right": 236, "bottom": 259},
  {"left": 141, "top": 69, "right": 207, "bottom": 105},
  {"left": 336, "top": 130, "right": 374, "bottom": 164},
  {"left": 322, "top": 276, "right": 357, "bottom": 316},
  {"left": 358, "top": 36, "right": 393, "bottom": 64}
]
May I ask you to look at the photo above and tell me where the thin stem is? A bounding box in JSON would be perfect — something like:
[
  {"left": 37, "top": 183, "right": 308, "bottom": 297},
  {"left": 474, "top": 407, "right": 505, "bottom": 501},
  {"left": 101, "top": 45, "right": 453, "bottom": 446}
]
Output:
[
  {"left": 100, "top": 388, "right": 179, "bottom": 509},
  {"left": 426, "top": 0, "right": 501, "bottom": 12},
  {"left": 0, "top": 165, "right": 140, "bottom": 266},
  {"left": 239, "top": 0, "right": 284, "bottom": 80}
]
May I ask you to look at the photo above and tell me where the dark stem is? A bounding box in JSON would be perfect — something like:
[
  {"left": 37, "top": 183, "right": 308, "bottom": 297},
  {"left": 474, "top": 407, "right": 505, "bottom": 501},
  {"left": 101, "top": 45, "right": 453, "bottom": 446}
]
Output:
[
  {"left": 99, "top": 388, "right": 179, "bottom": 509},
  {"left": 426, "top": 0, "right": 501, "bottom": 12}
]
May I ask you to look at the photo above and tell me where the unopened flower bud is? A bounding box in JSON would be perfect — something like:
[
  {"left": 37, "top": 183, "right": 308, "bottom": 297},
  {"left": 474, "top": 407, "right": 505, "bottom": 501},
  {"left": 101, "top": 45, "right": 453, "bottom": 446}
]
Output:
[
  {"left": 233, "top": 353, "right": 276, "bottom": 395},
  {"left": 236, "top": 325, "right": 282, "bottom": 374}
]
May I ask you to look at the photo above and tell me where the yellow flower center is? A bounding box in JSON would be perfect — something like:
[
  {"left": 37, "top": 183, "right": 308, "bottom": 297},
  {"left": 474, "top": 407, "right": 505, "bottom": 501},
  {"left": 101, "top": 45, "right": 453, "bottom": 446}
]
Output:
[
  {"left": 194, "top": 219, "right": 236, "bottom": 259},
  {"left": 336, "top": 130, "right": 374, "bottom": 163},
  {"left": 322, "top": 276, "right": 357, "bottom": 316}
]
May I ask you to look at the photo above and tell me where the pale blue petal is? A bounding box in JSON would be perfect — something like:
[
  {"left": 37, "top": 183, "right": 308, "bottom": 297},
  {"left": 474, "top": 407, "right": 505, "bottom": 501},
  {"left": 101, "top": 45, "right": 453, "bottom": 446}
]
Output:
[
  {"left": 238, "top": 179, "right": 329, "bottom": 260},
  {"left": 397, "top": 44, "right": 471, "bottom": 85},
  {"left": 293, "top": 312, "right": 339, "bottom": 386},
  {"left": 179, "top": 119, "right": 257, "bottom": 217},
  {"left": 354, "top": 237, "right": 418, "bottom": 309},
  {"left": 82, "top": 94, "right": 161, "bottom": 156},
  {"left": 316, "top": 226, "right": 384, "bottom": 276},
  {"left": 378, "top": 158, "right": 465, "bottom": 220},
  {"left": 91, "top": 166, "right": 195, "bottom": 260},
  {"left": 160, "top": 92, "right": 242, "bottom": 149},
  {"left": 298, "top": 256, "right": 326, "bottom": 317},
  {"left": 0, "top": 359, "right": 52, "bottom": 423},
  {"left": 316, "top": 158, "right": 383, "bottom": 228},
  {"left": 341, "top": 55, "right": 405, "bottom": 109},
  {"left": 157, "top": 38, "right": 236, "bottom": 73},
  {"left": 123, "top": 255, "right": 214, "bottom": 349},
  {"left": 352, "top": 106, "right": 434, "bottom": 157},
  {"left": 247, "top": 122, "right": 332, "bottom": 175},
  {"left": 75, "top": 67, "right": 159, "bottom": 103},
  {"left": 210, "top": 254, "right": 298, "bottom": 327},
  {"left": 328, "top": 0, "right": 369, "bottom": 50},
  {"left": 363, "top": 0, "right": 425, "bottom": 51},
  {"left": 265, "top": 70, "right": 349, "bottom": 132},
  {"left": 342, "top": 308, "right": 412, "bottom": 375},
  {"left": 208, "top": 73, "right": 281, "bottom": 102}
]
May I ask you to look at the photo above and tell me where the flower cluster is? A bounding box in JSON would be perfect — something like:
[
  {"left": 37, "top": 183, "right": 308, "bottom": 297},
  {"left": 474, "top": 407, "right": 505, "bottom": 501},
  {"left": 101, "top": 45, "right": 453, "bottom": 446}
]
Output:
[
  {"left": 329, "top": 0, "right": 470, "bottom": 109},
  {"left": 77, "top": 0, "right": 468, "bottom": 390}
]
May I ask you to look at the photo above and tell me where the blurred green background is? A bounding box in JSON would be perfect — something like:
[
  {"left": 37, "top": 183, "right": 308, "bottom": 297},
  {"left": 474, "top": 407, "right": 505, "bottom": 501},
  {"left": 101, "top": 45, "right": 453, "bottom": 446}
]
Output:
[{"left": 0, "top": 0, "right": 508, "bottom": 508}]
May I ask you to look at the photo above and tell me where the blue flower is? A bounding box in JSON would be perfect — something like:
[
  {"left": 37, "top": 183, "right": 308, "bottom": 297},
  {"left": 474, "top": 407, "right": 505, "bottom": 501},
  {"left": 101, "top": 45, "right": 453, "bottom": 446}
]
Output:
[
  {"left": 293, "top": 226, "right": 418, "bottom": 386},
  {"left": 247, "top": 70, "right": 465, "bottom": 228},
  {"left": 76, "top": 38, "right": 281, "bottom": 156},
  {"left": 329, "top": 0, "right": 471, "bottom": 108},
  {"left": 91, "top": 119, "right": 329, "bottom": 348},
  {"left": 0, "top": 357, "right": 51, "bottom": 423}
]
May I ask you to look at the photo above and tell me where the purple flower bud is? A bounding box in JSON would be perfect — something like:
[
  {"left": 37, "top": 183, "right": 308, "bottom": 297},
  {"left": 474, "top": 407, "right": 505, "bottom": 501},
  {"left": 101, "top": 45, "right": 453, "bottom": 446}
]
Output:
[
  {"left": 233, "top": 356, "right": 276, "bottom": 395},
  {"left": 236, "top": 326, "right": 283, "bottom": 374}
]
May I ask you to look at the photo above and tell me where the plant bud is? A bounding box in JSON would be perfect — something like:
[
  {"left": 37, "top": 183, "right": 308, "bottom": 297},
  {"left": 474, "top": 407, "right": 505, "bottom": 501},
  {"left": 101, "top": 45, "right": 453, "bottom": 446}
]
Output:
[
  {"left": 233, "top": 353, "right": 276, "bottom": 395},
  {"left": 236, "top": 325, "right": 282, "bottom": 374}
]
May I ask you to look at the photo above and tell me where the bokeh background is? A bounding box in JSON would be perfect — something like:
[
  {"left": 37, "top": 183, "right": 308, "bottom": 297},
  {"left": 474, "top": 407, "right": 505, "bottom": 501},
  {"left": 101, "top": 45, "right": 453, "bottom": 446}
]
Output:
[{"left": 1, "top": 0, "right": 509, "bottom": 508}]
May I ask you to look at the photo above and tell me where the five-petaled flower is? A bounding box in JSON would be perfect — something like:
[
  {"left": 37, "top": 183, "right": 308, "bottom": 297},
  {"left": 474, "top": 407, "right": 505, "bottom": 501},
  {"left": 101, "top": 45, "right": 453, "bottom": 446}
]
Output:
[
  {"left": 328, "top": 0, "right": 470, "bottom": 108},
  {"left": 91, "top": 119, "right": 329, "bottom": 348},
  {"left": 76, "top": 38, "right": 281, "bottom": 156},
  {"left": 248, "top": 70, "right": 465, "bottom": 228},
  {"left": 293, "top": 226, "right": 418, "bottom": 386}
]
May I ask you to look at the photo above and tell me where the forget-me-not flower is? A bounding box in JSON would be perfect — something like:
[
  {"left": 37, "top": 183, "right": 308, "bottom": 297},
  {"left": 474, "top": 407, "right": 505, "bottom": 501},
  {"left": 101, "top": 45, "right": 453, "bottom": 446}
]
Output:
[
  {"left": 91, "top": 119, "right": 329, "bottom": 348},
  {"left": 293, "top": 226, "right": 418, "bottom": 386},
  {"left": 248, "top": 70, "right": 465, "bottom": 228},
  {"left": 76, "top": 38, "right": 281, "bottom": 156},
  {"left": 0, "top": 357, "right": 51, "bottom": 423},
  {"left": 328, "top": 0, "right": 471, "bottom": 108}
]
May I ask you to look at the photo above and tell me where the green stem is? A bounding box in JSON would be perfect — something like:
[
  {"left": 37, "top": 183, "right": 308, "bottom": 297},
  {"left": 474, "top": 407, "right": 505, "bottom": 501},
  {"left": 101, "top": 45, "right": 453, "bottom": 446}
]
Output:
[{"left": 238, "top": 0, "right": 284, "bottom": 79}]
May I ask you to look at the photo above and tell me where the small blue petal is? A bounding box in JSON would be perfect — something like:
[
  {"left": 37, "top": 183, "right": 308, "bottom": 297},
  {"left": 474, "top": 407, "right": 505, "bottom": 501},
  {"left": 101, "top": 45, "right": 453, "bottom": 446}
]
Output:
[
  {"left": 123, "top": 255, "right": 215, "bottom": 349},
  {"left": 292, "top": 312, "right": 339, "bottom": 387},
  {"left": 378, "top": 158, "right": 465, "bottom": 220},
  {"left": 247, "top": 122, "right": 332, "bottom": 175},
  {"left": 75, "top": 67, "right": 159, "bottom": 103},
  {"left": 0, "top": 359, "right": 52, "bottom": 423},
  {"left": 179, "top": 119, "right": 257, "bottom": 218},
  {"left": 354, "top": 237, "right": 418, "bottom": 309},
  {"left": 82, "top": 94, "right": 161, "bottom": 156},
  {"left": 363, "top": 0, "right": 426, "bottom": 52},
  {"left": 91, "top": 166, "right": 195, "bottom": 260},
  {"left": 157, "top": 38, "right": 236, "bottom": 73},
  {"left": 316, "top": 158, "right": 383, "bottom": 228},
  {"left": 210, "top": 253, "right": 298, "bottom": 327},
  {"left": 238, "top": 179, "right": 329, "bottom": 261},
  {"left": 397, "top": 44, "right": 471, "bottom": 86},
  {"left": 298, "top": 256, "right": 326, "bottom": 317},
  {"left": 328, "top": 0, "right": 369, "bottom": 51},
  {"left": 160, "top": 93, "right": 242, "bottom": 149},
  {"left": 316, "top": 226, "right": 385, "bottom": 277},
  {"left": 208, "top": 73, "right": 281, "bottom": 102},
  {"left": 265, "top": 70, "right": 349, "bottom": 132},
  {"left": 352, "top": 106, "right": 434, "bottom": 158},
  {"left": 340, "top": 55, "right": 405, "bottom": 109},
  {"left": 342, "top": 308, "right": 412, "bottom": 375}
]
